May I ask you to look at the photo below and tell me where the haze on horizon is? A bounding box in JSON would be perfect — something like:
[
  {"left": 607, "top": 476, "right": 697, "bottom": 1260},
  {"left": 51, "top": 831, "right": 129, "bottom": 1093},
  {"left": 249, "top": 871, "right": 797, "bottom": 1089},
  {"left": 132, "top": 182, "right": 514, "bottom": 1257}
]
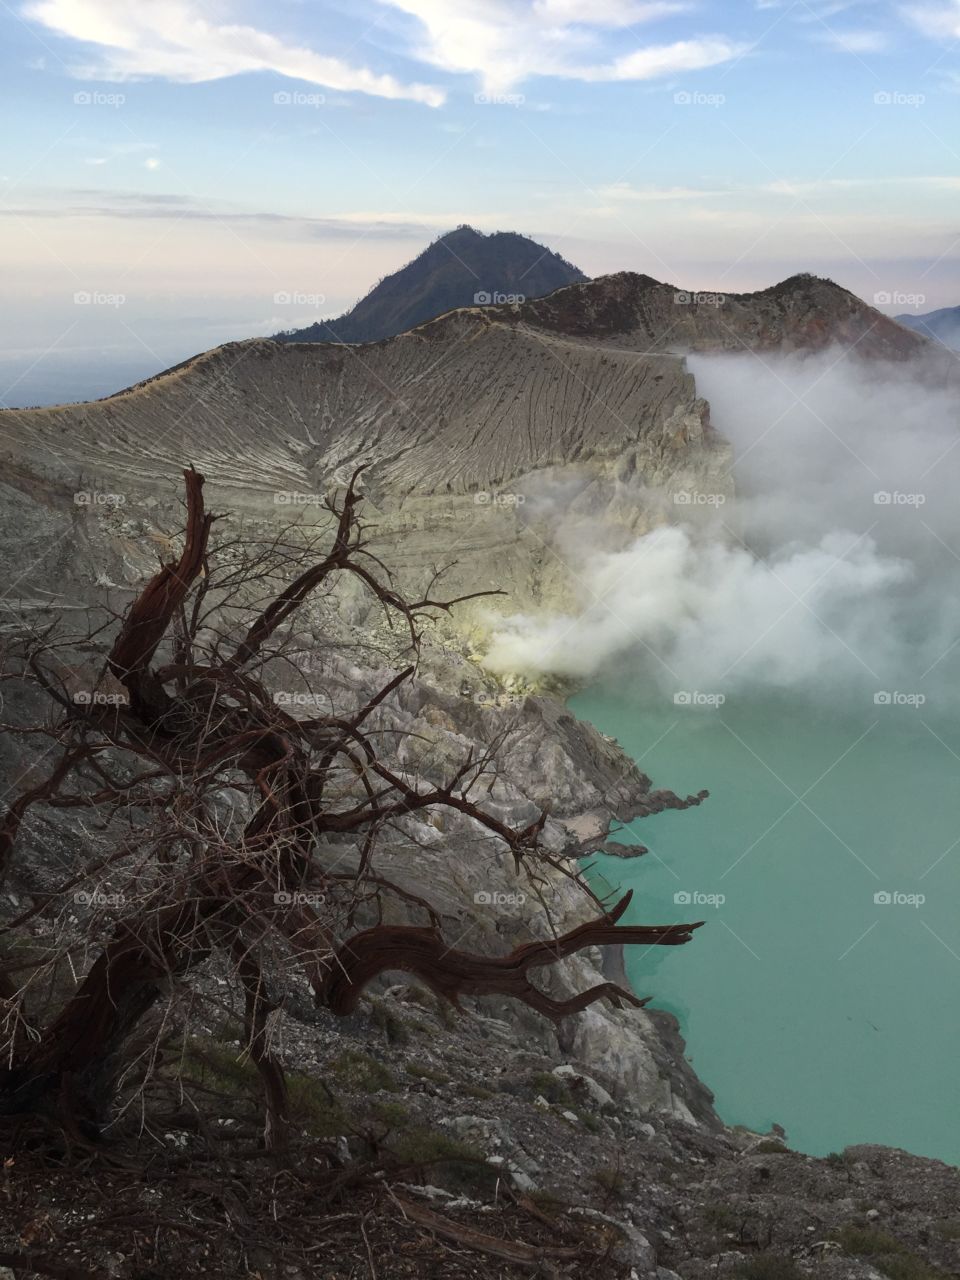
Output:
[{"left": 1, "top": 0, "right": 959, "bottom": 405}]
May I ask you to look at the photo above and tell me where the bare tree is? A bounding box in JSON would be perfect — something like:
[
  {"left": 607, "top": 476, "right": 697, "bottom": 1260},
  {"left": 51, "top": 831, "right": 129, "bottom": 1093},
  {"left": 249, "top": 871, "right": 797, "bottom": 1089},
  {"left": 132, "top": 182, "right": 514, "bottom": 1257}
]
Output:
[{"left": 0, "top": 468, "right": 701, "bottom": 1149}]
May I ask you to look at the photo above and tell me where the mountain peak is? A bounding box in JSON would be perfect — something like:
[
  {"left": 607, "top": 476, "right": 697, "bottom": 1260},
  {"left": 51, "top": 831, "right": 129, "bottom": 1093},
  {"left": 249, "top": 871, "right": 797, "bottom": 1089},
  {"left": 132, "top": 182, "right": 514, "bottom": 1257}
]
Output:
[{"left": 274, "top": 227, "right": 587, "bottom": 346}]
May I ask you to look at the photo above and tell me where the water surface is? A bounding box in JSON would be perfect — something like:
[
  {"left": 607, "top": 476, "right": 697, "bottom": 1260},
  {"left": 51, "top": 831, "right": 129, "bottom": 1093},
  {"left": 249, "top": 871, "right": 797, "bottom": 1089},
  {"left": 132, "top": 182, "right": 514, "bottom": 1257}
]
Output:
[{"left": 569, "top": 687, "right": 960, "bottom": 1161}]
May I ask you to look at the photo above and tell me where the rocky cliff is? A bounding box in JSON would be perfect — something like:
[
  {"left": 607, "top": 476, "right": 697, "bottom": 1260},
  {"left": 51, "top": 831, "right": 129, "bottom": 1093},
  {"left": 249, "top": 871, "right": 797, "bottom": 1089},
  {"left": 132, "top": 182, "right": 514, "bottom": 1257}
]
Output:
[
  {"left": 501, "top": 270, "right": 932, "bottom": 359},
  {"left": 0, "top": 268, "right": 944, "bottom": 1168},
  {"left": 0, "top": 313, "right": 730, "bottom": 650}
]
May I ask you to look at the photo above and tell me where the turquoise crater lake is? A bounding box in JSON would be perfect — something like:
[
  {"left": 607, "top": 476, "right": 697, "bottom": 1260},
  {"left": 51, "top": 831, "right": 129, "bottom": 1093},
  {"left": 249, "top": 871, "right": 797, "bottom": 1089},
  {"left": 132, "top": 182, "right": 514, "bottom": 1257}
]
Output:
[{"left": 569, "top": 687, "right": 960, "bottom": 1162}]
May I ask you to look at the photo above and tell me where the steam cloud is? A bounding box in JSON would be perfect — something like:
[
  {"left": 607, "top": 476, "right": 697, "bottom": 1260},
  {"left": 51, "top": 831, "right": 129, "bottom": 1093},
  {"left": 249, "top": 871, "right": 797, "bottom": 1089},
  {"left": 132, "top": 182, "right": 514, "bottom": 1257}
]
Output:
[{"left": 485, "top": 349, "right": 960, "bottom": 704}]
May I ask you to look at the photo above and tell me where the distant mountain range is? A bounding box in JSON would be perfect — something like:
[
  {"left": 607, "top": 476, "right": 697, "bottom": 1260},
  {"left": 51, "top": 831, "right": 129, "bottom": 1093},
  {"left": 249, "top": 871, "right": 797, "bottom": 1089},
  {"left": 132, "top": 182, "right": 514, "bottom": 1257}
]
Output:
[
  {"left": 896, "top": 305, "right": 960, "bottom": 350},
  {"left": 273, "top": 225, "right": 587, "bottom": 345}
]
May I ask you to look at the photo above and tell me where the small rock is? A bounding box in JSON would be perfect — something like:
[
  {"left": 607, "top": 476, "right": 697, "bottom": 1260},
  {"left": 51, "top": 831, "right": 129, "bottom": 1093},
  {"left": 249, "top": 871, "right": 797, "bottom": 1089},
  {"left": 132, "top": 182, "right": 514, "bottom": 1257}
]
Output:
[
  {"left": 553, "top": 1063, "right": 615, "bottom": 1109},
  {"left": 571, "top": 1208, "right": 655, "bottom": 1272}
]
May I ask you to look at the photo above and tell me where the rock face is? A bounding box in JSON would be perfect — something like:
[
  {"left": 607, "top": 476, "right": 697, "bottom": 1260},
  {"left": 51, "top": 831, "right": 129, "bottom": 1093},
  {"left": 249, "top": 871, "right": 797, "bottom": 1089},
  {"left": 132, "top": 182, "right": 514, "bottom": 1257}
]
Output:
[
  {"left": 0, "top": 310, "right": 729, "bottom": 641},
  {"left": 2, "top": 271, "right": 925, "bottom": 647},
  {"left": 273, "top": 224, "right": 587, "bottom": 344},
  {"left": 506, "top": 270, "right": 933, "bottom": 359}
]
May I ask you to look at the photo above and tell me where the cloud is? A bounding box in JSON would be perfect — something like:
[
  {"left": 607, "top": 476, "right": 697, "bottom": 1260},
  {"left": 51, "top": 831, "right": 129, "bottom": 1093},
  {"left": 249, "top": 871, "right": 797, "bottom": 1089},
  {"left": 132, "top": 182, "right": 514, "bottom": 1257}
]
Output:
[
  {"left": 484, "top": 350, "right": 960, "bottom": 707},
  {"left": 599, "top": 182, "right": 731, "bottom": 202},
  {"left": 0, "top": 190, "right": 500, "bottom": 241},
  {"left": 901, "top": 1, "right": 960, "bottom": 38},
  {"left": 533, "top": 0, "right": 692, "bottom": 21},
  {"left": 383, "top": 0, "right": 748, "bottom": 92},
  {"left": 22, "top": 0, "right": 446, "bottom": 106},
  {"left": 811, "top": 28, "right": 891, "bottom": 51}
]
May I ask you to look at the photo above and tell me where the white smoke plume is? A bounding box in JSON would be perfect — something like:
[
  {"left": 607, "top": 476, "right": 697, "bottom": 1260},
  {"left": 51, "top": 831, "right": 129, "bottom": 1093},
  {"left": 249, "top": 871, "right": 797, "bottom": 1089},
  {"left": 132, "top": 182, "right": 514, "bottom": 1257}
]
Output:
[{"left": 485, "top": 349, "right": 960, "bottom": 705}]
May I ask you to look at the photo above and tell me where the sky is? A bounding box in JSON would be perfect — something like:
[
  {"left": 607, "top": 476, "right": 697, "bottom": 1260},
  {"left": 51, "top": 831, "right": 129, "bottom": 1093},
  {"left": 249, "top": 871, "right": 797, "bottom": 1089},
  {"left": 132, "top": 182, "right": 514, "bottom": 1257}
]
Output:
[{"left": 1, "top": 0, "right": 959, "bottom": 405}]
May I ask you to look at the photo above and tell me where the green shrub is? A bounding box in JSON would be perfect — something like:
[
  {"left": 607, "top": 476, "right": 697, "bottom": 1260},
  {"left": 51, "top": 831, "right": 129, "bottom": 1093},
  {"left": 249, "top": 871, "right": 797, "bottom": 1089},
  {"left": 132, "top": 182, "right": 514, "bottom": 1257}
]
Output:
[
  {"left": 593, "top": 1165, "right": 627, "bottom": 1197},
  {"left": 287, "top": 1074, "right": 349, "bottom": 1137},
  {"left": 833, "top": 1226, "right": 905, "bottom": 1256},
  {"left": 405, "top": 1062, "right": 451, "bottom": 1084},
  {"left": 368, "top": 998, "right": 411, "bottom": 1046},
  {"left": 329, "top": 1048, "right": 396, "bottom": 1093},
  {"left": 366, "top": 1099, "right": 410, "bottom": 1130},
  {"left": 833, "top": 1225, "right": 945, "bottom": 1280},
  {"left": 732, "top": 1254, "right": 805, "bottom": 1280},
  {"left": 527, "top": 1072, "right": 574, "bottom": 1106}
]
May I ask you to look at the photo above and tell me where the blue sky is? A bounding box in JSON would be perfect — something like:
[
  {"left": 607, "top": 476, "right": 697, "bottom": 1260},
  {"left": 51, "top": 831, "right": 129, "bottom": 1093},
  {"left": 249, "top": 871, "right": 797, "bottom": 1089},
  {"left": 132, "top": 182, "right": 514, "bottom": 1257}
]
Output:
[{"left": 1, "top": 0, "right": 958, "bottom": 404}]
